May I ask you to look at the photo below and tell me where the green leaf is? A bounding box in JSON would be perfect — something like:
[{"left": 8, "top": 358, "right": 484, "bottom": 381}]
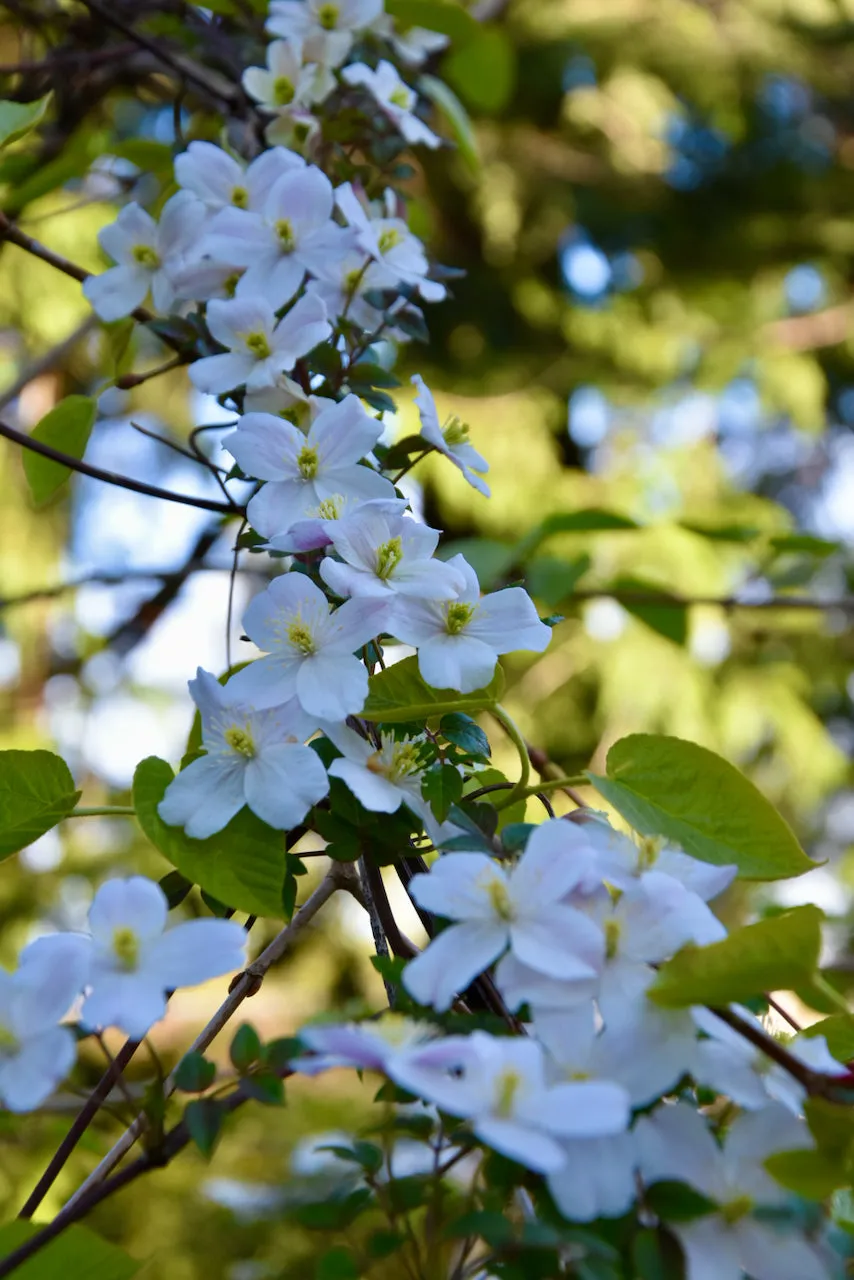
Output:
[
  {"left": 804, "top": 1098, "right": 854, "bottom": 1160},
  {"left": 316, "top": 1247, "right": 360, "bottom": 1280},
  {"left": 769, "top": 533, "right": 842, "bottom": 558},
  {"left": 443, "top": 27, "right": 516, "bottom": 114},
  {"left": 184, "top": 1098, "right": 224, "bottom": 1157},
  {"left": 764, "top": 1148, "right": 845, "bottom": 1200},
  {"left": 0, "top": 749, "right": 80, "bottom": 859},
  {"left": 643, "top": 1180, "right": 716, "bottom": 1222},
  {"left": 133, "top": 757, "right": 286, "bottom": 918},
  {"left": 347, "top": 360, "right": 401, "bottom": 389},
  {"left": 0, "top": 94, "right": 51, "bottom": 149},
  {"left": 632, "top": 1227, "right": 686, "bottom": 1280},
  {"left": 440, "top": 712, "right": 490, "bottom": 758},
  {"left": 422, "top": 763, "right": 463, "bottom": 822},
  {"left": 801, "top": 1014, "right": 854, "bottom": 1062},
  {"left": 173, "top": 1051, "right": 216, "bottom": 1094},
  {"left": 437, "top": 537, "right": 516, "bottom": 588},
  {"left": 649, "top": 906, "right": 823, "bottom": 1007},
  {"left": 22, "top": 396, "right": 97, "bottom": 505},
  {"left": 525, "top": 554, "right": 592, "bottom": 607},
  {"left": 158, "top": 870, "right": 192, "bottom": 909},
  {"left": 294, "top": 1188, "right": 372, "bottom": 1230},
  {"left": 362, "top": 655, "right": 504, "bottom": 723},
  {"left": 418, "top": 75, "right": 479, "bottom": 171},
  {"left": 242, "top": 1071, "right": 285, "bottom": 1106},
  {"left": 607, "top": 576, "right": 688, "bottom": 646},
  {"left": 587, "top": 733, "right": 815, "bottom": 880},
  {"left": 0, "top": 1221, "right": 139, "bottom": 1278},
  {"left": 386, "top": 0, "right": 480, "bottom": 41},
  {"left": 230, "top": 1023, "right": 262, "bottom": 1071}
]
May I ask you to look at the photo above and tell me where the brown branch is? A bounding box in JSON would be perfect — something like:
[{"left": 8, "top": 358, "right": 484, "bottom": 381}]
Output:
[
  {"left": 566, "top": 588, "right": 854, "bottom": 614},
  {"left": 0, "top": 416, "right": 241, "bottom": 515},
  {"left": 0, "top": 317, "right": 98, "bottom": 412},
  {"left": 763, "top": 302, "right": 854, "bottom": 352}
]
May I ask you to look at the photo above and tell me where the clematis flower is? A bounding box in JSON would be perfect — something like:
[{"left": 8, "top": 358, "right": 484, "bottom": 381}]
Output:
[
  {"left": 227, "top": 573, "right": 388, "bottom": 720},
  {"left": 188, "top": 294, "right": 330, "bottom": 395},
  {"left": 342, "top": 61, "right": 441, "bottom": 149},
  {"left": 411, "top": 375, "right": 490, "bottom": 495},
  {"left": 175, "top": 141, "right": 305, "bottom": 213},
  {"left": 336, "top": 184, "right": 446, "bottom": 302},
  {"left": 0, "top": 935, "right": 89, "bottom": 1112},
  {"left": 69, "top": 877, "right": 247, "bottom": 1040},
  {"left": 402, "top": 825, "right": 605, "bottom": 1012},
  {"left": 158, "top": 668, "right": 328, "bottom": 836},
  {"left": 319, "top": 508, "right": 466, "bottom": 601},
  {"left": 321, "top": 721, "right": 429, "bottom": 814},
  {"left": 375, "top": 15, "right": 449, "bottom": 65},
  {"left": 83, "top": 191, "right": 206, "bottom": 320},
  {"left": 204, "top": 165, "right": 352, "bottom": 307},
  {"left": 225, "top": 394, "right": 396, "bottom": 540},
  {"left": 293, "top": 1015, "right": 436, "bottom": 1076},
  {"left": 390, "top": 1031, "right": 630, "bottom": 1174},
  {"left": 307, "top": 248, "right": 407, "bottom": 332},
  {"left": 392, "top": 554, "right": 551, "bottom": 693},
  {"left": 242, "top": 38, "right": 334, "bottom": 120},
  {"left": 268, "top": 496, "right": 408, "bottom": 555},
  {"left": 636, "top": 1102, "right": 830, "bottom": 1280},
  {"left": 267, "top": 0, "right": 384, "bottom": 68}
]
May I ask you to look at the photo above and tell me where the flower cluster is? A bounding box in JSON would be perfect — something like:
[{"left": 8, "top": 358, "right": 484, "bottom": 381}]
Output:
[
  {"left": 0, "top": 877, "right": 245, "bottom": 1110},
  {"left": 292, "top": 816, "right": 840, "bottom": 1276}
]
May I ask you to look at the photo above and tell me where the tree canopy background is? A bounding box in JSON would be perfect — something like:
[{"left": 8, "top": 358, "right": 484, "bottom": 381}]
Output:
[{"left": 1, "top": 0, "right": 854, "bottom": 1275}]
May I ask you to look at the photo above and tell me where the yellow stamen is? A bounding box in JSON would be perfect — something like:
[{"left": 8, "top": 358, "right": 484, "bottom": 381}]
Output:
[
  {"left": 231, "top": 186, "right": 249, "bottom": 208},
  {"left": 375, "top": 536, "right": 403, "bottom": 580},
  {"left": 317, "top": 2, "right": 339, "bottom": 29},
  {"left": 287, "top": 620, "right": 316, "bottom": 655},
  {"left": 445, "top": 602, "right": 474, "bottom": 635},
  {"left": 245, "top": 331, "right": 271, "bottom": 359},
  {"left": 273, "top": 76, "right": 295, "bottom": 106},
  {"left": 0, "top": 1024, "right": 19, "bottom": 1054},
  {"left": 276, "top": 218, "right": 296, "bottom": 252},
  {"left": 378, "top": 227, "right": 403, "bottom": 254},
  {"left": 112, "top": 926, "right": 139, "bottom": 971},
  {"left": 389, "top": 86, "right": 411, "bottom": 110},
  {"left": 225, "top": 725, "right": 256, "bottom": 757},
  {"left": 721, "top": 1196, "right": 753, "bottom": 1225},
  {"left": 494, "top": 1068, "right": 522, "bottom": 1117},
  {"left": 297, "top": 444, "right": 319, "bottom": 479},
  {"left": 604, "top": 918, "right": 621, "bottom": 960},
  {"left": 443, "top": 415, "right": 470, "bottom": 447},
  {"left": 132, "top": 244, "right": 160, "bottom": 268},
  {"left": 486, "top": 876, "right": 514, "bottom": 922}
]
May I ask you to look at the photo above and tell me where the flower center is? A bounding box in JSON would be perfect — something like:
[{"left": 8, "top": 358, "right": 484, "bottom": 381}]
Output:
[
  {"left": 317, "top": 2, "right": 339, "bottom": 29},
  {"left": 604, "top": 917, "right": 621, "bottom": 960},
  {"left": 721, "top": 1195, "right": 753, "bottom": 1225},
  {"left": 297, "top": 444, "right": 319, "bottom": 479},
  {"left": 225, "top": 725, "right": 256, "bottom": 757},
  {"left": 366, "top": 737, "right": 422, "bottom": 783},
  {"left": 494, "top": 1068, "right": 522, "bottom": 1118},
  {"left": 389, "top": 86, "right": 412, "bottom": 111},
  {"left": 276, "top": 218, "right": 296, "bottom": 252},
  {"left": 344, "top": 268, "right": 364, "bottom": 293},
  {"left": 273, "top": 76, "right": 296, "bottom": 106},
  {"left": 287, "top": 620, "right": 316, "bottom": 655},
  {"left": 443, "top": 415, "right": 470, "bottom": 447},
  {"left": 132, "top": 244, "right": 160, "bottom": 269},
  {"left": 375, "top": 536, "right": 403, "bottom": 580},
  {"left": 378, "top": 227, "right": 403, "bottom": 254},
  {"left": 112, "top": 926, "right": 140, "bottom": 971},
  {"left": 486, "top": 875, "right": 514, "bottom": 922},
  {"left": 244, "top": 331, "right": 271, "bottom": 359},
  {"left": 315, "top": 495, "right": 343, "bottom": 520},
  {"left": 636, "top": 835, "right": 662, "bottom": 872},
  {"left": 0, "top": 1023, "right": 19, "bottom": 1055},
  {"left": 445, "top": 602, "right": 475, "bottom": 635},
  {"left": 231, "top": 185, "right": 249, "bottom": 208},
  {"left": 223, "top": 271, "right": 241, "bottom": 297}
]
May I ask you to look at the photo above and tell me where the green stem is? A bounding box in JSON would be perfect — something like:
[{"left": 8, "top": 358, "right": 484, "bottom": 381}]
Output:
[
  {"left": 516, "top": 774, "right": 589, "bottom": 800},
  {"left": 491, "top": 705, "right": 530, "bottom": 809},
  {"left": 806, "top": 974, "right": 851, "bottom": 1015},
  {"left": 67, "top": 806, "right": 136, "bottom": 818}
]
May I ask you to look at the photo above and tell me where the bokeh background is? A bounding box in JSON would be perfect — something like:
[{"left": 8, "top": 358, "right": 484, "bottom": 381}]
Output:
[{"left": 2, "top": 0, "right": 854, "bottom": 1274}]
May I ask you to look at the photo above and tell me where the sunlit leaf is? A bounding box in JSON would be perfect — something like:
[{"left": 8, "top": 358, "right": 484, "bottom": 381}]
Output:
[
  {"left": 0, "top": 1222, "right": 138, "bottom": 1278},
  {"left": 0, "top": 94, "right": 51, "bottom": 149},
  {"left": 0, "top": 750, "right": 80, "bottom": 860},
  {"left": 362, "top": 655, "right": 504, "bottom": 723},
  {"left": 22, "top": 396, "right": 97, "bottom": 505}
]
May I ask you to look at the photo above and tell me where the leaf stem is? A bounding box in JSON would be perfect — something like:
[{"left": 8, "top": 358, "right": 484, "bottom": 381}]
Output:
[
  {"left": 66, "top": 806, "right": 136, "bottom": 818},
  {"left": 490, "top": 706, "right": 530, "bottom": 809}
]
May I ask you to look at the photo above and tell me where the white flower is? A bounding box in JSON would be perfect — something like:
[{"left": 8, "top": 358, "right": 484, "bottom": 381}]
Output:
[
  {"left": 392, "top": 554, "right": 551, "bottom": 693},
  {"left": 188, "top": 294, "right": 331, "bottom": 395},
  {"left": 574, "top": 816, "right": 737, "bottom": 901},
  {"left": 375, "top": 15, "right": 449, "bottom": 65},
  {"left": 336, "top": 183, "right": 446, "bottom": 302},
  {"left": 403, "top": 824, "right": 605, "bottom": 1012},
  {"left": 243, "top": 38, "right": 334, "bottom": 117},
  {"left": 204, "top": 165, "right": 352, "bottom": 308},
  {"left": 636, "top": 1102, "right": 830, "bottom": 1280},
  {"left": 268, "top": 496, "right": 408, "bottom": 555},
  {"left": 390, "top": 1031, "right": 630, "bottom": 1174},
  {"left": 267, "top": 0, "right": 384, "bottom": 68},
  {"left": 546, "top": 1131, "right": 639, "bottom": 1223},
  {"left": 71, "top": 877, "right": 247, "bottom": 1040},
  {"left": 158, "top": 668, "right": 329, "bottom": 836},
  {"left": 411, "top": 375, "right": 490, "bottom": 495},
  {"left": 227, "top": 573, "right": 388, "bottom": 719},
  {"left": 83, "top": 191, "right": 206, "bottom": 320},
  {"left": 293, "top": 1014, "right": 436, "bottom": 1075},
  {"left": 0, "top": 935, "right": 88, "bottom": 1112},
  {"left": 307, "top": 248, "right": 401, "bottom": 331},
  {"left": 692, "top": 1007, "right": 848, "bottom": 1114},
  {"left": 322, "top": 721, "right": 428, "bottom": 814},
  {"left": 586, "top": 873, "right": 727, "bottom": 1025},
  {"left": 494, "top": 953, "right": 600, "bottom": 1013},
  {"left": 225, "top": 394, "right": 396, "bottom": 540},
  {"left": 342, "top": 61, "right": 441, "bottom": 149},
  {"left": 175, "top": 141, "right": 305, "bottom": 213},
  {"left": 319, "top": 508, "right": 465, "bottom": 601}
]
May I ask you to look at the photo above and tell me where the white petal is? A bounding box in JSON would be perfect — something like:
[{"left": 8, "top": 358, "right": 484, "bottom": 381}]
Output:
[
  {"left": 522, "top": 1081, "right": 630, "bottom": 1139},
  {"left": 735, "top": 1219, "right": 830, "bottom": 1280},
  {"left": 328, "top": 758, "right": 407, "bottom": 812},
  {"left": 510, "top": 906, "right": 603, "bottom": 981},
  {"left": 81, "top": 972, "right": 169, "bottom": 1039},
  {"left": 225, "top": 413, "right": 303, "bottom": 481},
  {"left": 146, "top": 920, "right": 247, "bottom": 989},
  {"left": 13, "top": 933, "right": 90, "bottom": 1032},
  {"left": 402, "top": 921, "right": 507, "bottom": 1012},
  {"left": 408, "top": 853, "right": 505, "bottom": 920},
  {"left": 467, "top": 588, "right": 552, "bottom": 654},
  {"left": 0, "top": 1028, "right": 77, "bottom": 1112},
  {"left": 416, "top": 634, "right": 497, "bottom": 693},
  {"left": 296, "top": 652, "right": 369, "bottom": 719},
  {"left": 547, "top": 1132, "right": 638, "bottom": 1222},
  {"left": 157, "top": 755, "right": 247, "bottom": 838},
  {"left": 89, "top": 876, "right": 167, "bottom": 945},
  {"left": 244, "top": 744, "right": 328, "bottom": 827},
  {"left": 83, "top": 266, "right": 149, "bottom": 320},
  {"left": 473, "top": 1116, "right": 568, "bottom": 1174},
  {"left": 188, "top": 352, "right": 255, "bottom": 394}
]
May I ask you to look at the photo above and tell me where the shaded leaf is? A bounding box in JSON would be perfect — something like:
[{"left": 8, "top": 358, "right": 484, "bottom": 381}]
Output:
[
  {"left": 362, "top": 655, "right": 504, "bottom": 723},
  {"left": 0, "top": 1222, "right": 138, "bottom": 1279}
]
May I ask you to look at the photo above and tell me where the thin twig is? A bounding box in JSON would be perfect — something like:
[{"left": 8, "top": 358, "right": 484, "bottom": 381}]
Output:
[
  {"left": 0, "top": 317, "right": 97, "bottom": 412},
  {"left": 0, "top": 416, "right": 241, "bottom": 515}
]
